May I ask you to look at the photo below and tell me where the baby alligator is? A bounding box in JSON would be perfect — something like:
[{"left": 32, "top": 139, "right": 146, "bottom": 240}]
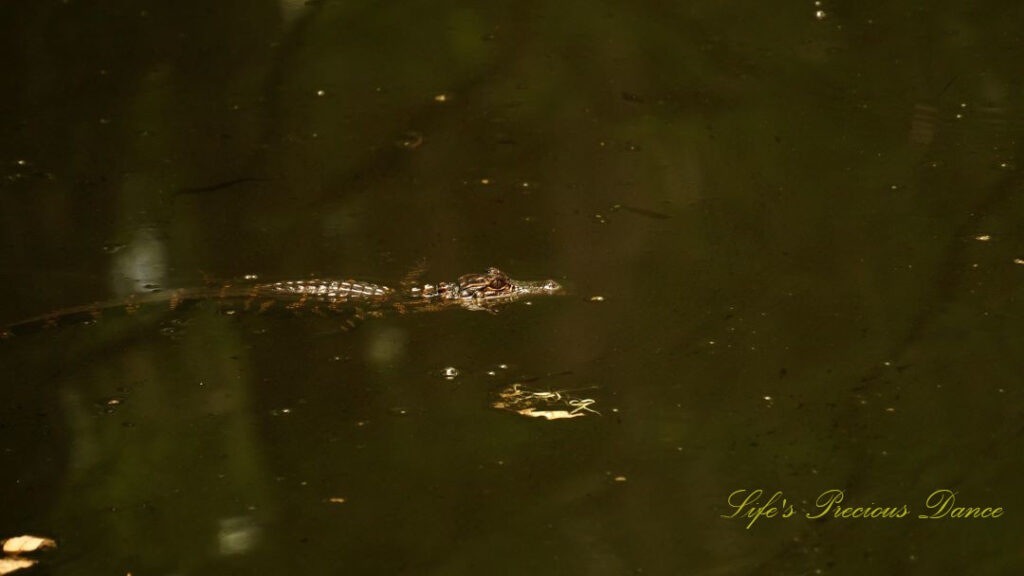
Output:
[{"left": 1, "top": 267, "right": 563, "bottom": 338}]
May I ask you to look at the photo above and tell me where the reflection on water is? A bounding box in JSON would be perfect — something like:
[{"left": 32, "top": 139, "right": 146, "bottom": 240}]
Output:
[
  {"left": 366, "top": 326, "right": 408, "bottom": 365},
  {"left": 1, "top": 0, "right": 1023, "bottom": 574},
  {"left": 111, "top": 226, "right": 167, "bottom": 297},
  {"left": 218, "top": 515, "right": 260, "bottom": 557}
]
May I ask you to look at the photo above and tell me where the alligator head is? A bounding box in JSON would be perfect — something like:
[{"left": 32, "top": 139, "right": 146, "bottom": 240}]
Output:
[{"left": 411, "top": 267, "right": 563, "bottom": 311}]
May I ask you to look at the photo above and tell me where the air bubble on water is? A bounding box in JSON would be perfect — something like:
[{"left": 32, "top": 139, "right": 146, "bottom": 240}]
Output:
[
  {"left": 397, "top": 131, "right": 423, "bottom": 149},
  {"left": 103, "top": 398, "right": 122, "bottom": 414}
]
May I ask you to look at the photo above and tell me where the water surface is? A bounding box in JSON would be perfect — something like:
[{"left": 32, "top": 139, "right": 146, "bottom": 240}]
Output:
[{"left": 1, "top": 2, "right": 1022, "bottom": 574}]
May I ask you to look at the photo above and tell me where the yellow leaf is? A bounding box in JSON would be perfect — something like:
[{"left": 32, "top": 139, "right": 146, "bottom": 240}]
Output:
[
  {"left": 0, "top": 558, "right": 37, "bottom": 576},
  {"left": 2, "top": 535, "right": 56, "bottom": 555}
]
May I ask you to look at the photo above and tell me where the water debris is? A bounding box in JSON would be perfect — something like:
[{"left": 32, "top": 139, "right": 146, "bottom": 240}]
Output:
[
  {"left": 974, "top": 234, "right": 991, "bottom": 241},
  {"left": 1, "top": 535, "right": 55, "bottom": 575},
  {"left": 1014, "top": 258, "right": 1024, "bottom": 266},
  {"left": 433, "top": 93, "right": 449, "bottom": 102},
  {"left": 514, "top": 408, "right": 585, "bottom": 420},
  {"left": 493, "top": 383, "right": 600, "bottom": 420},
  {"left": 589, "top": 295, "right": 605, "bottom": 302},
  {"left": 441, "top": 366, "right": 459, "bottom": 380},
  {"left": 2, "top": 536, "right": 56, "bottom": 555},
  {"left": 0, "top": 558, "right": 35, "bottom": 575},
  {"left": 327, "top": 497, "right": 346, "bottom": 504},
  {"left": 396, "top": 131, "right": 423, "bottom": 149},
  {"left": 813, "top": 1, "right": 826, "bottom": 20},
  {"left": 611, "top": 203, "right": 672, "bottom": 220}
]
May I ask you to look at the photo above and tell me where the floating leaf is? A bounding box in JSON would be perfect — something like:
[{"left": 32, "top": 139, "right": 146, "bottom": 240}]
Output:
[
  {"left": 515, "top": 408, "right": 585, "bottom": 420},
  {"left": 0, "top": 557, "right": 37, "bottom": 575},
  {"left": 2, "top": 535, "right": 56, "bottom": 555},
  {"left": 493, "top": 383, "right": 600, "bottom": 420}
]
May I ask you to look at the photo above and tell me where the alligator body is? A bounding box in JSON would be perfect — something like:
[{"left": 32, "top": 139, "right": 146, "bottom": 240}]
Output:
[{"left": 1, "top": 268, "right": 562, "bottom": 338}]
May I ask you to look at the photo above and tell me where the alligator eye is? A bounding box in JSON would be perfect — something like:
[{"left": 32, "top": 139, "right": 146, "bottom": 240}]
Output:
[{"left": 488, "top": 277, "right": 508, "bottom": 290}]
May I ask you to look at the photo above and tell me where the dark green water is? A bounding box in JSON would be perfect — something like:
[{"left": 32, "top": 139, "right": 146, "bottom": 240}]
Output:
[{"left": 1, "top": 2, "right": 1022, "bottom": 575}]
